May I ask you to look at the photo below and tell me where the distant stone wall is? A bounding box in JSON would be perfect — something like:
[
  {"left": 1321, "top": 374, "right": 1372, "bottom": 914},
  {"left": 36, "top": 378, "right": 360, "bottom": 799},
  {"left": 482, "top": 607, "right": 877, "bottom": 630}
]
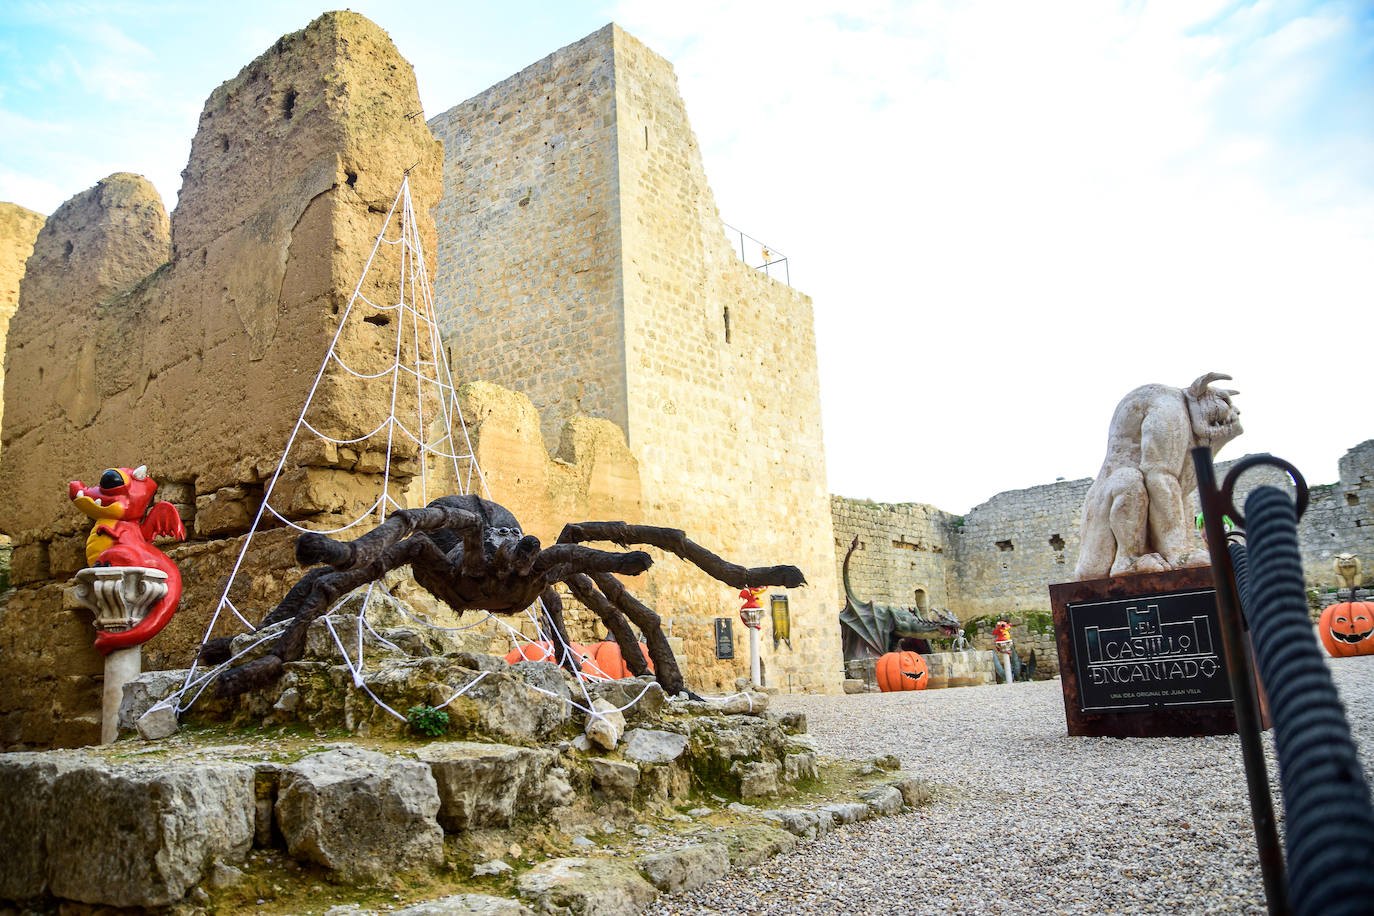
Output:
[
  {"left": 0, "top": 202, "right": 44, "bottom": 440},
  {"left": 829, "top": 497, "right": 956, "bottom": 611},
  {"left": 833, "top": 440, "right": 1374, "bottom": 644}
]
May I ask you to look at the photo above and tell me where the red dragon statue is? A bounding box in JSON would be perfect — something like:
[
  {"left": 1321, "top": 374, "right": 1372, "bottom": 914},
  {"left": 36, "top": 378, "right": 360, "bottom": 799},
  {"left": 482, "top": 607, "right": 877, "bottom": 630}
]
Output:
[{"left": 69, "top": 465, "right": 185, "bottom": 654}]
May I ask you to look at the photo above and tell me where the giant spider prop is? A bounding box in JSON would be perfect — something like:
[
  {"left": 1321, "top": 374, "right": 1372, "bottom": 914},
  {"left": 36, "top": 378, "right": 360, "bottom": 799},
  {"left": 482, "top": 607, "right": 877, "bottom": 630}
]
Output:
[{"left": 205, "top": 495, "right": 806, "bottom": 698}]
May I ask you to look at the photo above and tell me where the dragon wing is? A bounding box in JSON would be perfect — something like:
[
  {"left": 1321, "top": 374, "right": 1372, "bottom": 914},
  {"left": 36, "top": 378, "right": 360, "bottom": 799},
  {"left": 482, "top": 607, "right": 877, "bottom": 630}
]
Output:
[{"left": 141, "top": 501, "right": 186, "bottom": 542}]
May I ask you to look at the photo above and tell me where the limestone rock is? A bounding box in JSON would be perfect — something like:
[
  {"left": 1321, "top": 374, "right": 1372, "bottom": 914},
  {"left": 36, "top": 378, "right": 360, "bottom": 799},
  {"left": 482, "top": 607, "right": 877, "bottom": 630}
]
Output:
[
  {"left": 589, "top": 758, "right": 640, "bottom": 799},
  {"left": 586, "top": 677, "right": 665, "bottom": 723},
  {"left": 275, "top": 747, "right": 443, "bottom": 881},
  {"left": 720, "top": 690, "right": 769, "bottom": 715},
  {"left": 861, "top": 784, "right": 905, "bottom": 816},
  {"left": 723, "top": 823, "right": 798, "bottom": 868},
  {"left": 0, "top": 753, "right": 83, "bottom": 900},
  {"left": 392, "top": 894, "right": 533, "bottom": 916},
  {"left": 732, "top": 759, "right": 780, "bottom": 800},
  {"left": 759, "top": 807, "right": 835, "bottom": 840},
  {"left": 842, "top": 678, "right": 867, "bottom": 694},
  {"left": 637, "top": 842, "right": 729, "bottom": 893},
  {"left": 819, "top": 802, "right": 870, "bottom": 825},
  {"left": 515, "top": 857, "right": 658, "bottom": 916},
  {"left": 585, "top": 697, "right": 625, "bottom": 750},
  {"left": 783, "top": 750, "right": 818, "bottom": 784},
  {"left": 623, "top": 727, "right": 688, "bottom": 764},
  {"left": 136, "top": 704, "right": 179, "bottom": 740},
  {"left": 890, "top": 773, "right": 937, "bottom": 807},
  {"left": 117, "top": 668, "right": 189, "bottom": 731},
  {"left": 36, "top": 760, "right": 254, "bottom": 907},
  {"left": 413, "top": 741, "right": 556, "bottom": 830}
]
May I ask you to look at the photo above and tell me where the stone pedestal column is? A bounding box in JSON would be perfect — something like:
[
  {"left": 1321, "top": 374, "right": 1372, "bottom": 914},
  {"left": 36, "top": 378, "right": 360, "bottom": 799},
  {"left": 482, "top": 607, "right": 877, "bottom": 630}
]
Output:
[{"left": 68, "top": 567, "right": 170, "bottom": 743}]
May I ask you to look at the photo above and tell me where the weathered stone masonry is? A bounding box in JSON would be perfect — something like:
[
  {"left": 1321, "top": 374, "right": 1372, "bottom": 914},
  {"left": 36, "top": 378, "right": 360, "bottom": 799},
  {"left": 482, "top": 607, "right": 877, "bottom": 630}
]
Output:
[
  {"left": 833, "top": 439, "right": 1374, "bottom": 643},
  {"left": 429, "top": 26, "right": 842, "bottom": 695}
]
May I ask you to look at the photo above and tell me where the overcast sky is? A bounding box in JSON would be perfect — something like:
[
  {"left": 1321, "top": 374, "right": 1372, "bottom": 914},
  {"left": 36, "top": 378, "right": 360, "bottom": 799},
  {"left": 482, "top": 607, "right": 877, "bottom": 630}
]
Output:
[{"left": 1, "top": 1, "right": 1370, "bottom": 513}]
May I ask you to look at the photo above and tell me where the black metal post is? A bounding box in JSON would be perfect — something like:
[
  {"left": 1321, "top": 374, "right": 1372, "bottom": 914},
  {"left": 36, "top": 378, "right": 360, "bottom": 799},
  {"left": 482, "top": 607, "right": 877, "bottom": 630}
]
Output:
[{"left": 1191, "top": 447, "right": 1289, "bottom": 915}]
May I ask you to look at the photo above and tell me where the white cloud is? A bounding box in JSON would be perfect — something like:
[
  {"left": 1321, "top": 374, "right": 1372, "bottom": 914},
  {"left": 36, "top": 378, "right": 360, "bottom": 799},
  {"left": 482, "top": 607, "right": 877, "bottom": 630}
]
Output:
[{"left": 613, "top": 0, "right": 1373, "bottom": 510}]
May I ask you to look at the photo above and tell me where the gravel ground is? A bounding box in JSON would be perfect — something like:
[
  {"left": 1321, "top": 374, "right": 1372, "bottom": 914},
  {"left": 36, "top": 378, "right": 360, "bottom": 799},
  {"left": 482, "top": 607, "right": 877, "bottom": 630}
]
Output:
[{"left": 647, "top": 655, "right": 1374, "bottom": 916}]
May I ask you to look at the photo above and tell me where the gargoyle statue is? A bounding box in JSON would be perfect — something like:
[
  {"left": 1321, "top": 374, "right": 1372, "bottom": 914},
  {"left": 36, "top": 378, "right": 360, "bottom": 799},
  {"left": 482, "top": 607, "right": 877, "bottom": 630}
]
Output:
[
  {"left": 838, "top": 535, "right": 960, "bottom": 659},
  {"left": 1334, "top": 554, "right": 1363, "bottom": 599},
  {"left": 1075, "top": 372, "right": 1242, "bottom": 580}
]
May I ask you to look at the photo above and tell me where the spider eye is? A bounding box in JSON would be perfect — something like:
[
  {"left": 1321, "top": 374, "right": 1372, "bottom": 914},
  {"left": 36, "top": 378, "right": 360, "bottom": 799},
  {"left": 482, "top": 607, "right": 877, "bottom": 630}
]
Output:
[{"left": 99, "top": 469, "right": 126, "bottom": 489}]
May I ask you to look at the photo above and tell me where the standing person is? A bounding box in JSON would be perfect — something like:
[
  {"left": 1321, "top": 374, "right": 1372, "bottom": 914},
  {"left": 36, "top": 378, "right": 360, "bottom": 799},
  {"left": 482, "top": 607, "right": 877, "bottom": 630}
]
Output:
[{"left": 993, "top": 620, "right": 1014, "bottom": 684}]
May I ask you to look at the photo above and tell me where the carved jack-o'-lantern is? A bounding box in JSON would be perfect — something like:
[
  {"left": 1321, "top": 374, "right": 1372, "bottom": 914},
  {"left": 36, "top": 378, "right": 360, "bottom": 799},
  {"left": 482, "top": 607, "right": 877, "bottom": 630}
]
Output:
[
  {"left": 1318, "top": 601, "right": 1374, "bottom": 658},
  {"left": 876, "top": 650, "right": 929, "bottom": 692}
]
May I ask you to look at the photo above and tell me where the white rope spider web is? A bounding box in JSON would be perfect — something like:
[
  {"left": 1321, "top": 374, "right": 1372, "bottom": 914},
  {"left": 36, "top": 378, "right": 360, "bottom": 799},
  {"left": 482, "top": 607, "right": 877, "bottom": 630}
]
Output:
[{"left": 155, "top": 175, "right": 663, "bottom": 725}]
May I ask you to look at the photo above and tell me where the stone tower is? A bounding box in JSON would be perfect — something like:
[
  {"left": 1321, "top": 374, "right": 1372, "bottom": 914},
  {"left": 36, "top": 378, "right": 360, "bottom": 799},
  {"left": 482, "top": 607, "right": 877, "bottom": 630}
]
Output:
[{"left": 429, "top": 26, "right": 841, "bottom": 692}]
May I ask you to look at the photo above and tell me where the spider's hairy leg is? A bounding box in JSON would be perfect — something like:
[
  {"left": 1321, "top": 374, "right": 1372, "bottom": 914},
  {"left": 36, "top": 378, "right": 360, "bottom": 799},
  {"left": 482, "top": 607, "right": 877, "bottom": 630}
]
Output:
[
  {"left": 566, "top": 574, "right": 651, "bottom": 677},
  {"left": 590, "top": 572, "right": 685, "bottom": 696},
  {"left": 531, "top": 544, "right": 653, "bottom": 580},
  {"left": 216, "top": 535, "right": 447, "bottom": 698},
  {"left": 557, "top": 522, "right": 805, "bottom": 589},
  {"left": 296, "top": 505, "right": 481, "bottom": 571}
]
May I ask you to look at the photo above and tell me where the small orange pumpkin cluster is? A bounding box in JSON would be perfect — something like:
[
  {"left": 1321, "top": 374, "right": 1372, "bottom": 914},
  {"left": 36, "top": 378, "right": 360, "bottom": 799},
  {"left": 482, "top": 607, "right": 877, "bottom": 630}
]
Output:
[
  {"left": 504, "top": 639, "right": 655, "bottom": 679},
  {"left": 1318, "top": 600, "right": 1374, "bottom": 658}
]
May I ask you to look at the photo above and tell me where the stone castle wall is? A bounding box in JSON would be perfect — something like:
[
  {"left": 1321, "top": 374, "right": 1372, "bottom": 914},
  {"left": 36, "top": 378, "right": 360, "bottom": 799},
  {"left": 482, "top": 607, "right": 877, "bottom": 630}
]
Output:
[
  {"left": 428, "top": 27, "right": 627, "bottom": 446},
  {"left": 829, "top": 497, "right": 957, "bottom": 612},
  {"left": 0, "top": 203, "right": 45, "bottom": 440},
  {"left": 832, "top": 439, "right": 1374, "bottom": 642},
  {"left": 0, "top": 12, "right": 445, "bottom": 748},
  {"left": 430, "top": 26, "right": 841, "bottom": 694}
]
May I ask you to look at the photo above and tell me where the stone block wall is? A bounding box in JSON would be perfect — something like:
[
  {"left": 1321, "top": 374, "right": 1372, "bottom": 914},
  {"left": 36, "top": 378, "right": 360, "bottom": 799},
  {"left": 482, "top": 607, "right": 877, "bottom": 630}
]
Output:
[
  {"left": 948, "top": 479, "right": 1092, "bottom": 621},
  {"left": 428, "top": 26, "right": 626, "bottom": 446},
  {"left": 829, "top": 497, "right": 957, "bottom": 610},
  {"left": 0, "top": 203, "right": 45, "bottom": 441},
  {"left": 833, "top": 440, "right": 1374, "bottom": 654},
  {"left": 430, "top": 25, "right": 841, "bottom": 694}
]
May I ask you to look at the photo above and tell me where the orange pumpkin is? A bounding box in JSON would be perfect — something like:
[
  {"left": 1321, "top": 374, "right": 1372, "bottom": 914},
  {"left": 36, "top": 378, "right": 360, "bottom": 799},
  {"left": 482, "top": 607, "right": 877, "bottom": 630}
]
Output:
[
  {"left": 583, "top": 639, "right": 654, "bottom": 680},
  {"left": 1319, "top": 601, "right": 1374, "bottom": 658},
  {"left": 504, "top": 640, "right": 589, "bottom": 666},
  {"left": 876, "top": 650, "right": 929, "bottom": 692}
]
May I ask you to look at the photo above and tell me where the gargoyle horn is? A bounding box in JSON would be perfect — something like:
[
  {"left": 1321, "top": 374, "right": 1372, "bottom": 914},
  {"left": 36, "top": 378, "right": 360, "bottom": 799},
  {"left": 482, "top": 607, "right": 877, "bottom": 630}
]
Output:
[{"left": 1187, "top": 372, "right": 1233, "bottom": 397}]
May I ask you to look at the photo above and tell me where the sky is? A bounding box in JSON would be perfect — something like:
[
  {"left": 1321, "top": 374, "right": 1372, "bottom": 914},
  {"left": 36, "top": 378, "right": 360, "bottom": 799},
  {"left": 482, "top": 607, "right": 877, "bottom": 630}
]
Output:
[{"left": 1, "top": 0, "right": 1371, "bottom": 514}]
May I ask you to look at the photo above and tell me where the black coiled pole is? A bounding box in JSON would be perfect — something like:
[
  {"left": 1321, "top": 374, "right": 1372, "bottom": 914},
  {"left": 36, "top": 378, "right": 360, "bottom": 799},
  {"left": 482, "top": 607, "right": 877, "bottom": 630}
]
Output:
[{"left": 1244, "top": 485, "right": 1374, "bottom": 916}]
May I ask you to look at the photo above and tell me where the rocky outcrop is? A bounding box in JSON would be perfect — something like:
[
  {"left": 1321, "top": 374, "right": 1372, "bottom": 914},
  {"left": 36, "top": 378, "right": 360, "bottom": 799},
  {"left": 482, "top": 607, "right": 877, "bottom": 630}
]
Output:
[
  {"left": 276, "top": 747, "right": 444, "bottom": 881},
  {"left": 0, "top": 753, "right": 254, "bottom": 907},
  {"left": 414, "top": 741, "right": 561, "bottom": 830}
]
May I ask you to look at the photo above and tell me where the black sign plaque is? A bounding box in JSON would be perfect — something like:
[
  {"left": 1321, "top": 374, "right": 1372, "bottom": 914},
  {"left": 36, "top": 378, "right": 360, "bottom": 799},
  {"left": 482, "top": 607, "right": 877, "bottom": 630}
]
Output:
[
  {"left": 714, "top": 617, "right": 735, "bottom": 659},
  {"left": 1067, "top": 587, "right": 1232, "bottom": 713}
]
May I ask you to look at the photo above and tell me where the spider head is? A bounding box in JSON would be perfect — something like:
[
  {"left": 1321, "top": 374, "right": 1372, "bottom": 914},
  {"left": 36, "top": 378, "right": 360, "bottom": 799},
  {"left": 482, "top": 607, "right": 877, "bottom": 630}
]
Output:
[{"left": 483, "top": 525, "right": 525, "bottom": 559}]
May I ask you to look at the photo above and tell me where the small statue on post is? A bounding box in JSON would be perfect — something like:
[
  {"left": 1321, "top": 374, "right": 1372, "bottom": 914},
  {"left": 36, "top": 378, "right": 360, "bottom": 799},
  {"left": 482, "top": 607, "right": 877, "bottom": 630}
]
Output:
[
  {"left": 739, "top": 586, "right": 766, "bottom": 687},
  {"left": 67, "top": 465, "right": 185, "bottom": 742},
  {"left": 992, "top": 619, "right": 1014, "bottom": 684}
]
